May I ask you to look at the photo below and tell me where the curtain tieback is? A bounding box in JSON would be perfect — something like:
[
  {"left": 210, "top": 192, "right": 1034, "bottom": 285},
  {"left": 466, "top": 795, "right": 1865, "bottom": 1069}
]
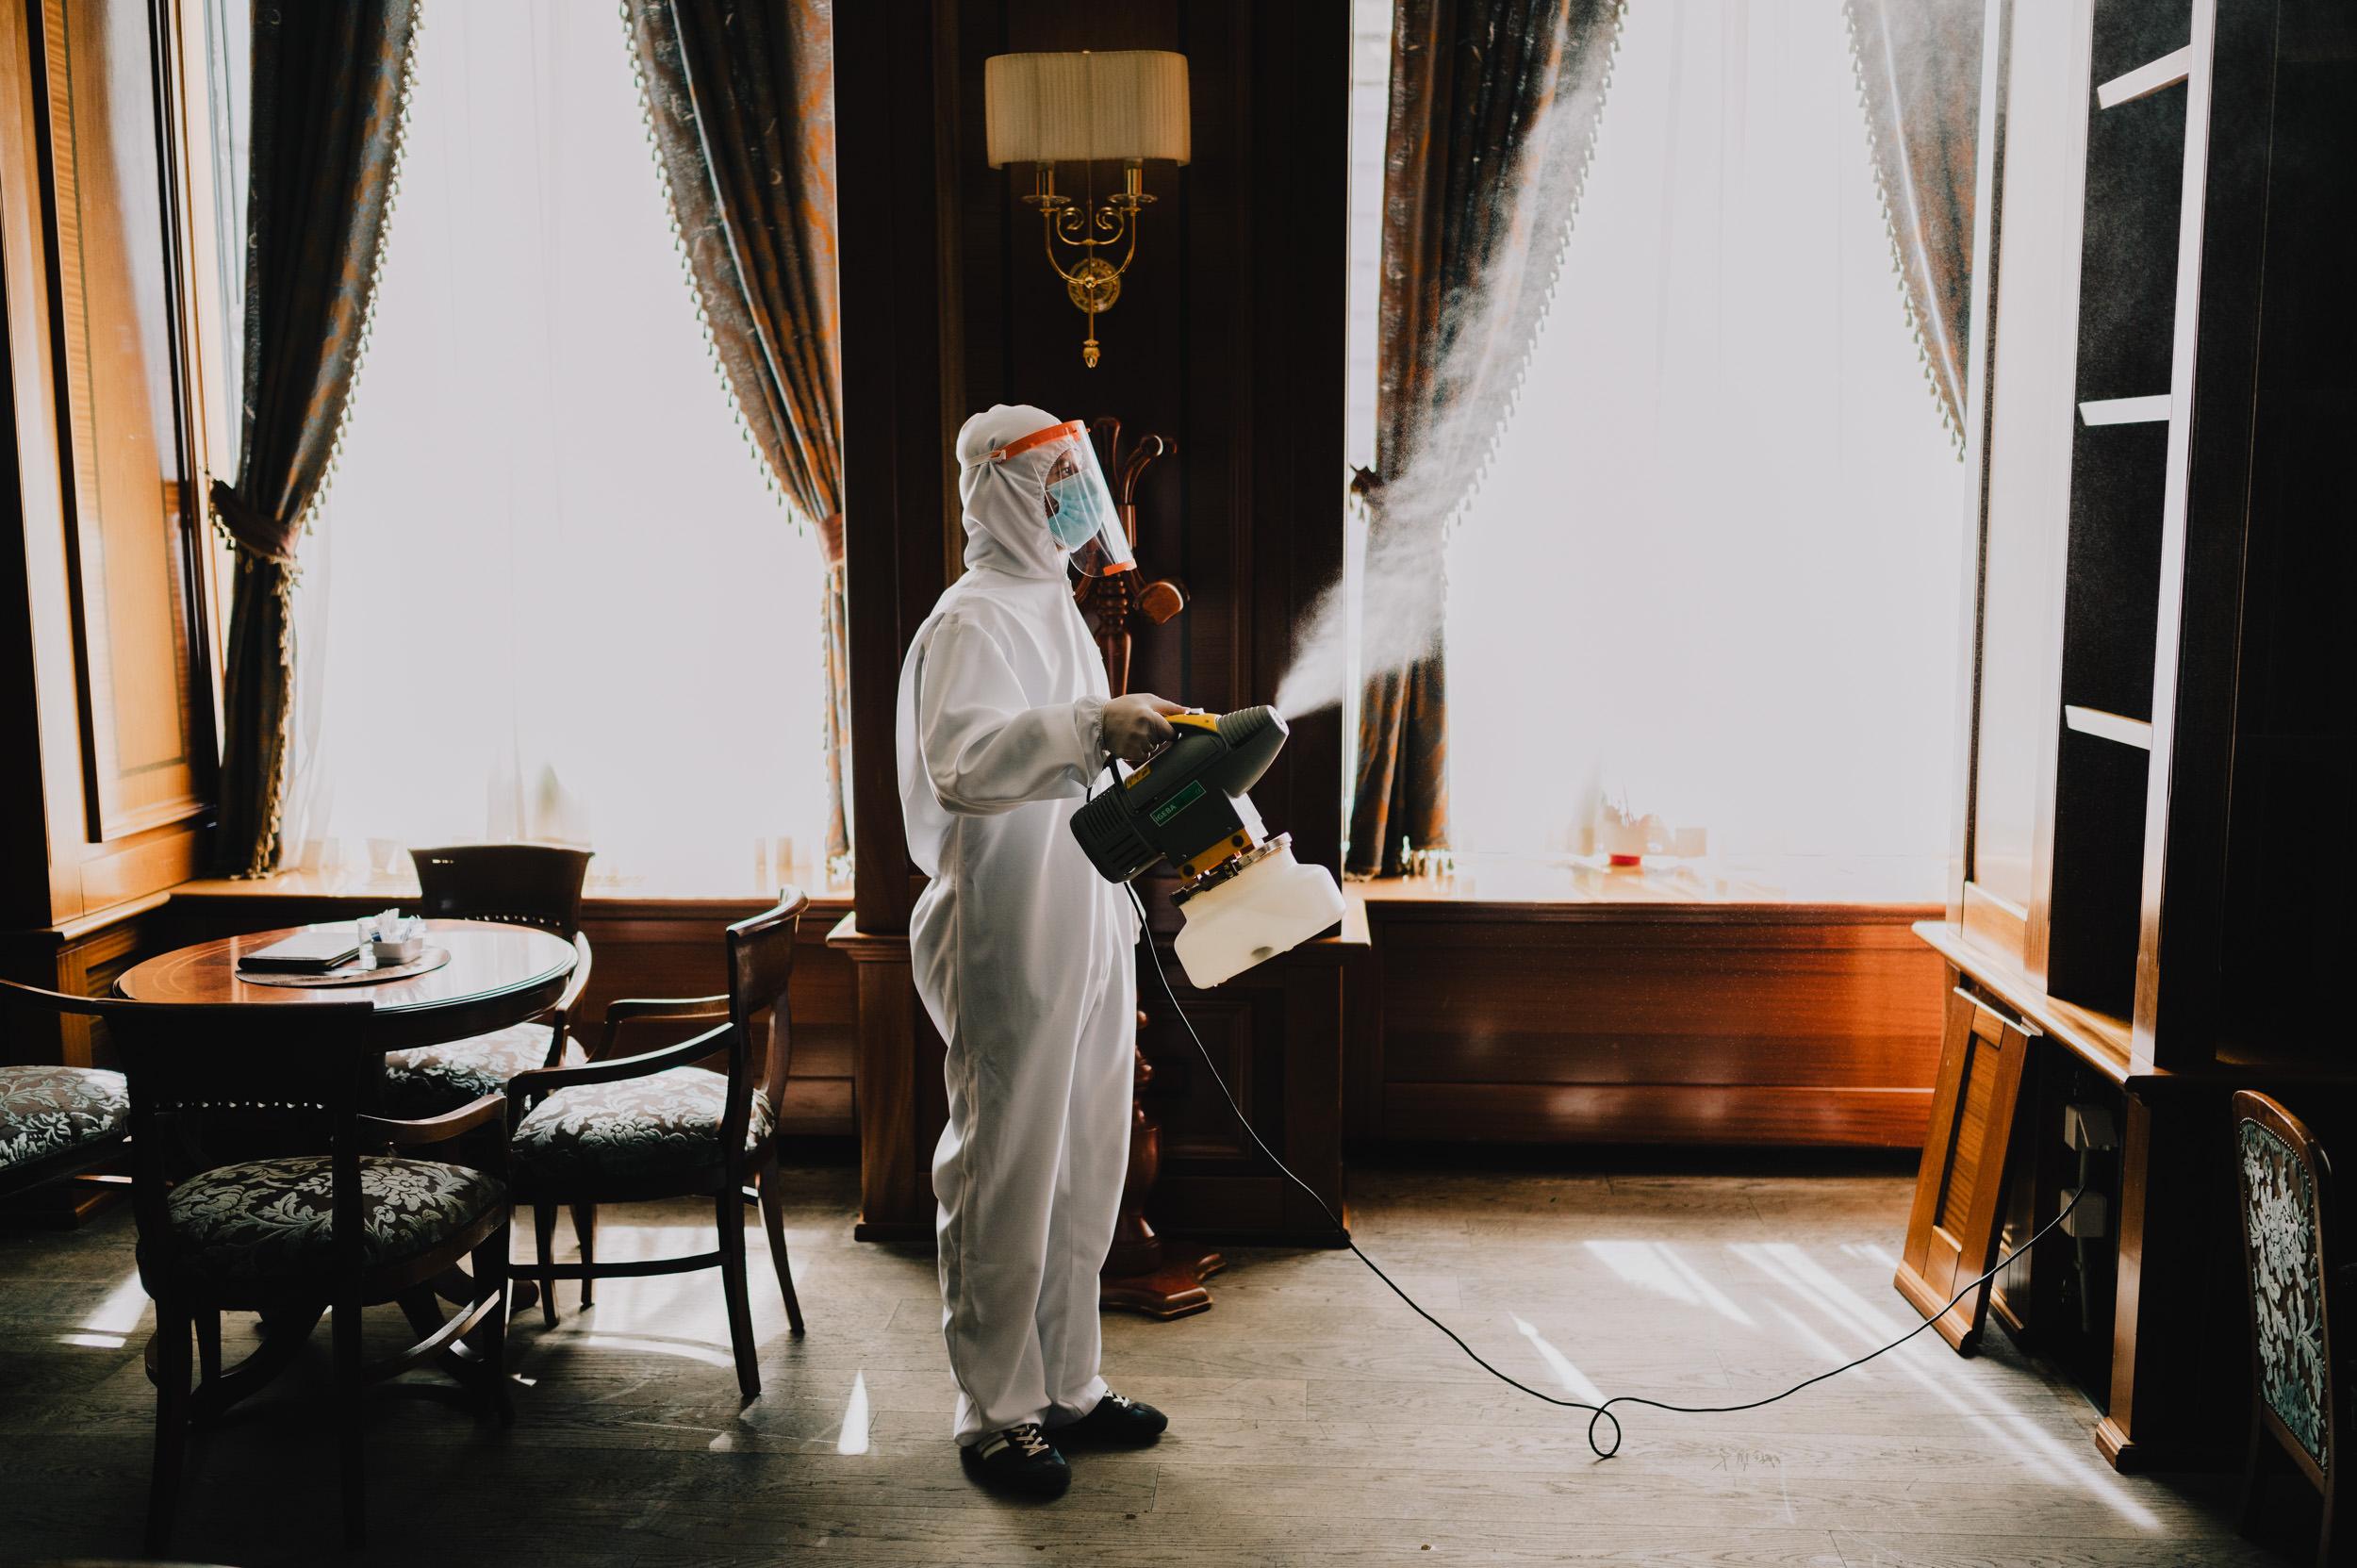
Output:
[
  {"left": 208, "top": 480, "right": 300, "bottom": 565},
  {"left": 1348, "top": 466, "right": 1384, "bottom": 501},
  {"left": 815, "top": 510, "right": 845, "bottom": 571}
]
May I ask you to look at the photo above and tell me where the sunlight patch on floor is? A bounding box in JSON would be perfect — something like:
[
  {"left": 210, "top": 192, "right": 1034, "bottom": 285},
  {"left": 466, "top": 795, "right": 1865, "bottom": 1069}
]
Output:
[
  {"left": 837, "top": 1370, "right": 871, "bottom": 1455},
  {"left": 1729, "top": 1241, "right": 2162, "bottom": 1531},
  {"left": 537, "top": 1223, "right": 733, "bottom": 1340},
  {"left": 1510, "top": 1314, "right": 1605, "bottom": 1404},
  {"left": 57, "top": 1268, "right": 149, "bottom": 1349},
  {"left": 561, "top": 1332, "right": 737, "bottom": 1369},
  {"left": 1763, "top": 1298, "right": 1862, "bottom": 1370}
]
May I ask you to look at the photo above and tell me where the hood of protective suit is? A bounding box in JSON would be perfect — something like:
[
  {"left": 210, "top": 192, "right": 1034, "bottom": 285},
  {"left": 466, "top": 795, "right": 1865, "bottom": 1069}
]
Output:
[{"left": 955, "top": 403, "right": 1073, "bottom": 581}]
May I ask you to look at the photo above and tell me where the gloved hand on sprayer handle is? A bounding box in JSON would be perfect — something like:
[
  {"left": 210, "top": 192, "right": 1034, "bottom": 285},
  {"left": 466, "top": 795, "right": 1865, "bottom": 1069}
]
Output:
[{"left": 1100, "top": 694, "right": 1189, "bottom": 766}]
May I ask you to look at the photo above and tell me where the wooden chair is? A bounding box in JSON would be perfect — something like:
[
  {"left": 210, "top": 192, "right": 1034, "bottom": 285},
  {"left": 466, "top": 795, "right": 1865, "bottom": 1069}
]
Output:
[
  {"left": 0, "top": 982, "right": 512, "bottom": 1552},
  {"left": 392, "top": 844, "right": 596, "bottom": 1275},
  {"left": 413, "top": 841, "right": 593, "bottom": 933},
  {"left": 388, "top": 842, "right": 596, "bottom": 1115},
  {"left": 505, "top": 891, "right": 808, "bottom": 1397},
  {"left": 2233, "top": 1089, "right": 2346, "bottom": 1567},
  {"left": 0, "top": 1062, "right": 129, "bottom": 1202}
]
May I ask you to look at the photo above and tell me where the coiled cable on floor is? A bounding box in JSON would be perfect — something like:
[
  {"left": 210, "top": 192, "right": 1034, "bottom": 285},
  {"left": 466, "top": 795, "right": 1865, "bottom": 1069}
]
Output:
[{"left": 1123, "top": 880, "right": 2082, "bottom": 1460}]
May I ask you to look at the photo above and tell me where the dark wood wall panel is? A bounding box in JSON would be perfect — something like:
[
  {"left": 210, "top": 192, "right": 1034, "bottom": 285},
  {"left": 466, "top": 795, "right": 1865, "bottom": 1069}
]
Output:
[
  {"left": 2210, "top": 0, "right": 2357, "bottom": 1053},
  {"left": 3, "top": 0, "right": 219, "bottom": 950},
  {"left": 1364, "top": 905, "right": 1946, "bottom": 1147},
  {"left": 35, "top": 0, "right": 211, "bottom": 842},
  {"left": 1136, "top": 929, "right": 1353, "bottom": 1242},
  {"left": 945, "top": 0, "right": 1346, "bottom": 866},
  {"left": 835, "top": 0, "right": 957, "bottom": 937}
]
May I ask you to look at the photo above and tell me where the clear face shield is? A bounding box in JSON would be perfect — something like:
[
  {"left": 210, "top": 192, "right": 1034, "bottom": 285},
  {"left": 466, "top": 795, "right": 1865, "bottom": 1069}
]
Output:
[{"left": 991, "top": 419, "right": 1135, "bottom": 576}]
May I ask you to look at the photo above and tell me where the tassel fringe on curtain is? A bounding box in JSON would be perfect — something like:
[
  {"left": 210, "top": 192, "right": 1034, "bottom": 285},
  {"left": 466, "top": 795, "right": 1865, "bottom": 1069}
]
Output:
[{"left": 1844, "top": 0, "right": 1983, "bottom": 455}]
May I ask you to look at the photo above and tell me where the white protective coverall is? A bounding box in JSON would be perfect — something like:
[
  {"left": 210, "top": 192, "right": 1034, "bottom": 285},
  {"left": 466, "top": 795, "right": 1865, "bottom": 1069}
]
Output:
[{"left": 895, "top": 403, "right": 1141, "bottom": 1445}]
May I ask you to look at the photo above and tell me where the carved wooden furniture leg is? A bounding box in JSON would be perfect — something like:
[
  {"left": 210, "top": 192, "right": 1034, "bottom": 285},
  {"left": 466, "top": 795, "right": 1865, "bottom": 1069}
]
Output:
[
  {"left": 533, "top": 1202, "right": 560, "bottom": 1329},
  {"left": 185, "top": 1303, "right": 325, "bottom": 1425},
  {"left": 438, "top": 1262, "right": 537, "bottom": 1313},
  {"left": 146, "top": 1300, "right": 191, "bottom": 1557},
  {"left": 1074, "top": 421, "right": 1212, "bottom": 1319},
  {"left": 756, "top": 1152, "right": 807, "bottom": 1333},
  {"left": 717, "top": 1180, "right": 761, "bottom": 1401},
  {"left": 194, "top": 1308, "right": 222, "bottom": 1384},
  {"left": 470, "top": 1230, "right": 514, "bottom": 1424},
  {"left": 1099, "top": 1034, "right": 1224, "bottom": 1319},
  {"left": 571, "top": 1203, "right": 597, "bottom": 1307}
]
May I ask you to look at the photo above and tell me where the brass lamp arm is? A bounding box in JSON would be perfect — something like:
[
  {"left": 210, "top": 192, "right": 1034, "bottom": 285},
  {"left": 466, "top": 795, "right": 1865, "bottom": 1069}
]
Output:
[
  {"left": 1048, "top": 200, "right": 1136, "bottom": 250},
  {"left": 1018, "top": 160, "right": 1158, "bottom": 366},
  {"left": 1041, "top": 204, "right": 1140, "bottom": 289}
]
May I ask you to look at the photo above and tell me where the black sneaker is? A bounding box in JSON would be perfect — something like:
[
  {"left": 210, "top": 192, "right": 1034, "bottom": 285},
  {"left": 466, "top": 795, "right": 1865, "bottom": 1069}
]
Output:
[
  {"left": 960, "top": 1423, "right": 1071, "bottom": 1497},
  {"left": 1055, "top": 1391, "right": 1169, "bottom": 1448}
]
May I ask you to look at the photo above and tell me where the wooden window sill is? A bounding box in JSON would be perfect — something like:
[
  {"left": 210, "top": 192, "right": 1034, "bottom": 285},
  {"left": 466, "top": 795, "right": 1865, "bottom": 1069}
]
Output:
[
  {"left": 169, "top": 867, "right": 855, "bottom": 916},
  {"left": 1350, "top": 852, "right": 1944, "bottom": 916}
]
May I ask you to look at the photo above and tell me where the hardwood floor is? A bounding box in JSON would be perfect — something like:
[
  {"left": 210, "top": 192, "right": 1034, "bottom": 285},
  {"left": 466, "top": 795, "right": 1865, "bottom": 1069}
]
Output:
[{"left": 0, "top": 1161, "right": 2287, "bottom": 1565}]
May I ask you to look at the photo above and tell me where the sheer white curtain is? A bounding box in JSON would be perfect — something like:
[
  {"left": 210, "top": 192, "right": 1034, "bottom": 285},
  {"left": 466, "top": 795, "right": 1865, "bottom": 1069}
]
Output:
[
  {"left": 282, "top": 0, "right": 832, "bottom": 893},
  {"left": 1441, "top": 0, "right": 1968, "bottom": 891}
]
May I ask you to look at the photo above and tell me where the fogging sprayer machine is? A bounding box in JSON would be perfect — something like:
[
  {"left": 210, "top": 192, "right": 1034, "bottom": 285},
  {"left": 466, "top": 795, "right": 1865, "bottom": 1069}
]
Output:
[
  {"left": 1072, "top": 705, "right": 1347, "bottom": 989},
  {"left": 1075, "top": 703, "right": 2085, "bottom": 1460}
]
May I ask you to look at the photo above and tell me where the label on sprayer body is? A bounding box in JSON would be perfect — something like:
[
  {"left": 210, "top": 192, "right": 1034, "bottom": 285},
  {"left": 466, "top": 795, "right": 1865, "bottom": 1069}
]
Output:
[{"left": 1149, "top": 780, "right": 1206, "bottom": 826}]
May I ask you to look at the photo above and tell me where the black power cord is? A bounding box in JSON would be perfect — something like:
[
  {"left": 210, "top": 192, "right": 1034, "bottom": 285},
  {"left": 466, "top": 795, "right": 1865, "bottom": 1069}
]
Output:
[{"left": 1121, "top": 879, "right": 2082, "bottom": 1460}]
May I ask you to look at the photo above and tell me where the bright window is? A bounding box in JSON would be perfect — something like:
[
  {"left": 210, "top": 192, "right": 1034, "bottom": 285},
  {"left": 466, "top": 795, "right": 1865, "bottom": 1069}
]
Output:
[
  {"left": 280, "top": 1, "right": 833, "bottom": 893},
  {"left": 1429, "top": 0, "right": 1969, "bottom": 894}
]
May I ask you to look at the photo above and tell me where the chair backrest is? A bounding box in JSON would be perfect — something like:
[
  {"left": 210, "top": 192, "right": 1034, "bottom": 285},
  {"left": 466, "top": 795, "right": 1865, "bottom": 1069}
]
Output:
[
  {"left": 2233, "top": 1089, "right": 2336, "bottom": 1486},
  {"left": 722, "top": 890, "right": 809, "bottom": 1152},
  {"left": 410, "top": 843, "right": 592, "bottom": 935},
  {"left": 0, "top": 981, "right": 379, "bottom": 1285}
]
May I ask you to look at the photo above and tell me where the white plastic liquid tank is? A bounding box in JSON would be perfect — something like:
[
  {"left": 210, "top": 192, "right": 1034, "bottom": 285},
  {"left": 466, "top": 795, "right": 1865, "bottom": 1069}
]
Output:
[{"left": 1171, "top": 841, "right": 1346, "bottom": 988}]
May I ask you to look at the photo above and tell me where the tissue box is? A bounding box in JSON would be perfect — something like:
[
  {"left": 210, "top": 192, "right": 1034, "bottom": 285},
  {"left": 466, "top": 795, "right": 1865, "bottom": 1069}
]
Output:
[
  {"left": 371, "top": 934, "right": 425, "bottom": 965},
  {"left": 364, "top": 909, "right": 424, "bottom": 965}
]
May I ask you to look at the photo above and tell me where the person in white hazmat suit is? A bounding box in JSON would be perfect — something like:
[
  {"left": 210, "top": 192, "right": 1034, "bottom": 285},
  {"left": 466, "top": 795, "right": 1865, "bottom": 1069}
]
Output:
[{"left": 896, "top": 404, "right": 1184, "bottom": 1498}]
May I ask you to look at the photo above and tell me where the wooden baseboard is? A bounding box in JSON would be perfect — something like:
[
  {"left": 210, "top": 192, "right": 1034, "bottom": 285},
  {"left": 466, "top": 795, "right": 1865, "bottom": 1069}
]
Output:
[
  {"left": 851, "top": 1217, "right": 931, "bottom": 1246},
  {"left": 0, "top": 1176, "right": 123, "bottom": 1230},
  {"left": 2093, "top": 1414, "right": 2236, "bottom": 1475}
]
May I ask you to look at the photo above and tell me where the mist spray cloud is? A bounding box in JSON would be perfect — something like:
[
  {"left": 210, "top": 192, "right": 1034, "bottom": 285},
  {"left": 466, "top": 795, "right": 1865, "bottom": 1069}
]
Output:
[
  {"left": 1267, "top": 25, "right": 1616, "bottom": 722},
  {"left": 1273, "top": 518, "right": 1450, "bottom": 720}
]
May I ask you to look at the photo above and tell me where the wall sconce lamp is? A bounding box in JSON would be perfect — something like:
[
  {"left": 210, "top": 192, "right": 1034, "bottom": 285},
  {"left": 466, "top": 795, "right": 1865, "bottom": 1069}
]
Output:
[{"left": 984, "top": 49, "right": 1191, "bottom": 368}]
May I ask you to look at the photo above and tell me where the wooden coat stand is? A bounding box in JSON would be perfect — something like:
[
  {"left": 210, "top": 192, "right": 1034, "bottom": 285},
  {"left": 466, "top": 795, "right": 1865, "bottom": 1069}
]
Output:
[{"left": 1076, "top": 418, "right": 1225, "bottom": 1319}]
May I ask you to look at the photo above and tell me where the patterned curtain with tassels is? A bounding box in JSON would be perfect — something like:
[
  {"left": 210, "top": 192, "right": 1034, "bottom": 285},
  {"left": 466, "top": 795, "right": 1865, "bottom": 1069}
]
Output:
[
  {"left": 1846, "top": 0, "right": 1983, "bottom": 454},
  {"left": 625, "top": 0, "right": 851, "bottom": 865},
  {"left": 212, "top": 1, "right": 420, "bottom": 876},
  {"left": 1347, "top": 0, "right": 1624, "bottom": 877}
]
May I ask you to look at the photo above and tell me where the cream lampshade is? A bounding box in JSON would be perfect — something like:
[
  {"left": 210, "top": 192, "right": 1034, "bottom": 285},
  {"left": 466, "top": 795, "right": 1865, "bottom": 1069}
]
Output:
[
  {"left": 984, "top": 50, "right": 1191, "bottom": 168},
  {"left": 982, "top": 49, "right": 1191, "bottom": 366}
]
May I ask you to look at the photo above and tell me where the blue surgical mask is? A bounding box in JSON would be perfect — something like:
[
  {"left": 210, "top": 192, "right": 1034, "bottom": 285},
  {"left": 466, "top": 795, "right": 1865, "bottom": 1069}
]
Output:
[{"left": 1047, "top": 470, "right": 1120, "bottom": 553}]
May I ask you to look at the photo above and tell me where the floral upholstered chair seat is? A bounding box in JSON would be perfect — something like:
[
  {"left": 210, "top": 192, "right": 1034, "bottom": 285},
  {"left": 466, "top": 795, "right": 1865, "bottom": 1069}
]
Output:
[
  {"left": 162, "top": 1155, "right": 506, "bottom": 1287},
  {"left": 511, "top": 1067, "right": 773, "bottom": 1193},
  {"left": 380, "top": 1022, "right": 584, "bottom": 1119},
  {"left": 0, "top": 1065, "right": 128, "bottom": 1176}
]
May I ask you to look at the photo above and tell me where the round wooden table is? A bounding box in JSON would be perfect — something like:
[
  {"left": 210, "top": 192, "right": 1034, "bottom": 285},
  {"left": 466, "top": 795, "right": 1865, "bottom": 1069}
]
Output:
[{"left": 115, "top": 918, "right": 578, "bottom": 1051}]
